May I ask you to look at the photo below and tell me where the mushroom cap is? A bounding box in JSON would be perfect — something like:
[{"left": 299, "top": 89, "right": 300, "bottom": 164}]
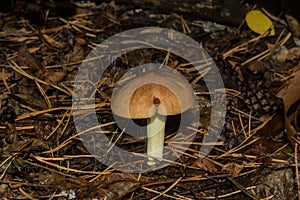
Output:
[{"left": 111, "top": 70, "right": 195, "bottom": 119}]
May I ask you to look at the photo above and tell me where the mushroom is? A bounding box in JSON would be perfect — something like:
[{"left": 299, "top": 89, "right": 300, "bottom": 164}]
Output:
[{"left": 111, "top": 70, "right": 195, "bottom": 165}]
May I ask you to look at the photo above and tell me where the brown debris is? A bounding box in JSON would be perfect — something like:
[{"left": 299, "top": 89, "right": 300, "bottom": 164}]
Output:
[
  {"left": 191, "top": 157, "right": 218, "bottom": 174},
  {"left": 277, "top": 70, "right": 300, "bottom": 144},
  {"left": 77, "top": 181, "right": 140, "bottom": 200},
  {"left": 221, "top": 162, "right": 245, "bottom": 177},
  {"left": 18, "top": 45, "right": 46, "bottom": 75}
]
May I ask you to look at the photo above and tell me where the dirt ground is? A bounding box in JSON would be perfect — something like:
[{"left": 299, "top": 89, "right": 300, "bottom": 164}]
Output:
[{"left": 0, "top": 0, "right": 300, "bottom": 199}]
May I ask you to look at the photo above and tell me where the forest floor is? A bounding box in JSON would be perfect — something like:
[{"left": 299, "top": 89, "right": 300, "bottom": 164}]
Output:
[{"left": 0, "top": 1, "right": 300, "bottom": 199}]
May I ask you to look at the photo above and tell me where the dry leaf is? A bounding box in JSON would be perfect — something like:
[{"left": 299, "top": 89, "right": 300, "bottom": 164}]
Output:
[
  {"left": 240, "top": 60, "right": 269, "bottom": 82},
  {"left": 18, "top": 45, "right": 47, "bottom": 74},
  {"left": 62, "top": 38, "right": 86, "bottom": 63},
  {"left": 244, "top": 143, "right": 267, "bottom": 156},
  {"left": 277, "top": 70, "right": 300, "bottom": 143},
  {"left": 286, "top": 47, "right": 300, "bottom": 60},
  {"left": 18, "top": 45, "right": 67, "bottom": 90},
  {"left": 221, "top": 162, "right": 245, "bottom": 177},
  {"left": 285, "top": 14, "right": 300, "bottom": 38},
  {"left": 255, "top": 168, "right": 295, "bottom": 199},
  {"left": 12, "top": 93, "right": 48, "bottom": 109},
  {"left": 0, "top": 27, "right": 32, "bottom": 36},
  {"left": 244, "top": 60, "right": 269, "bottom": 74},
  {"left": 243, "top": 142, "right": 273, "bottom": 163},
  {"left": 245, "top": 10, "right": 275, "bottom": 36},
  {"left": 77, "top": 181, "right": 140, "bottom": 200},
  {"left": 268, "top": 45, "right": 300, "bottom": 66},
  {"left": 270, "top": 46, "right": 289, "bottom": 64},
  {"left": 98, "top": 172, "right": 149, "bottom": 183},
  {"left": 46, "top": 71, "right": 67, "bottom": 84},
  {"left": 285, "top": 15, "right": 300, "bottom": 46},
  {"left": 191, "top": 157, "right": 218, "bottom": 174},
  {"left": 42, "top": 33, "right": 65, "bottom": 49}
]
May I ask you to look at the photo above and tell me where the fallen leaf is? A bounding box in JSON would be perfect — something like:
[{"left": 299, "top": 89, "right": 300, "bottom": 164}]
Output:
[
  {"left": 42, "top": 33, "right": 66, "bottom": 49},
  {"left": 285, "top": 14, "right": 300, "bottom": 38},
  {"left": 244, "top": 143, "right": 267, "bottom": 156},
  {"left": 221, "top": 162, "right": 245, "bottom": 177},
  {"left": 18, "top": 45, "right": 67, "bottom": 90},
  {"left": 191, "top": 157, "right": 218, "bottom": 174},
  {"left": 98, "top": 172, "right": 149, "bottom": 183},
  {"left": 18, "top": 45, "right": 47, "bottom": 74},
  {"left": 0, "top": 27, "right": 32, "bottom": 36},
  {"left": 29, "top": 172, "right": 87, "bottom": 190},
  {"left": 46, "top": 71, "right": 67, "bottom": 84},
  {"left": 245, "top": 10, "right": 275, "bottom": 36},
  {"left": 244, "top": 60, "right": 269, "bottom": 74},
  {"left": 286, "top": 47, "right": 300, "bottom": 60},
  {"left": 62, "top": 38, "right": 87, "bottom": 63},
  {"left": 240, "top": 60, "right": 269, "bottom": 82},
  {"left": 277, "top": 70, "right": 300, "bottom": 143},
  {"left": 243, "top": 142, "right": 273, "bottom": 163},
  {"left": 255, "top": 168, "right": 295, "bottom": 199},
  {"left": 77, "top": 181, "right": 140, "bottom": 200},
  {"left": 285, "top": 15, "right": 300, "bottom": 46},
  {"left": 12, "top": 93, "right": 48, "bottom": 109},
  {"left": 270, "top": 46, "right": 289, "bottom": 64},
  {"left": 2, "top": 139, "right": 33, "bottom": 154}
]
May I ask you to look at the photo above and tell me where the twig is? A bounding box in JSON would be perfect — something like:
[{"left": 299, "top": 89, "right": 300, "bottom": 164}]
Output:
[
  {"left": 35, "top": 80, "right": 52, "bottom": 108},
  {"left": 151, "top": 177, "right": 182, "bottom": 200},
  {"left": 261, "top": 7, "right": 287, "bottom": 26},
  {"left": 143, "top": 176, "right": 208, "bottom": 187},
  {"left": 16, "top": 102, "right": 109, "bottom": 121},
  {"left": 56, "top": 112, "right": 71, "bottom": 141},
  {"left": 8, "top": 60, "right": 70, "bottom": 95},
  {"left": 223, "top": 35, "right": 263, "bottom": 59},
  {"left": 218, "top": 137, "right": 260, "bottom": 158},
  {"left": 30, "top": 154, "right": 111, "bottom": 175},
  {"left": 201, "top": 186, "right": 259, "bottom": 199},
  {"left": 227, "top": 177, "right": 260, "bottom": 199},
  {"left": 42, "top": 121, "right": 115, "bottom": 154},
  {"left": 142, "top": 185, "right": 191, "bottom": 200},
  {"left": 22, "top": 159, "right": 76, "bottom": 178},
  {"left": 46, "top": 110, "right": 69, "bottom": 140},
  {"left": 1, "top": 68, "right": 11, "bottom": 93},
  {"left": 0, "top": 155, "right": 16, "bottom": 180},
  {"left": 19, "top": 187, "right": 38, "bottom": 200}
]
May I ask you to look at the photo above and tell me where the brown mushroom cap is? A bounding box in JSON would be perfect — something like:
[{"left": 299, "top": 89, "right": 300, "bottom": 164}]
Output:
[{"left": 111, "top": 70, "right": 195, "bottom": 119}]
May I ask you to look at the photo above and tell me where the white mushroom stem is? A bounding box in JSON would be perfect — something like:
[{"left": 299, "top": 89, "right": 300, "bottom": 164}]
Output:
[{"left": 146, "top": 113, "right": 166, "bottom": 165}]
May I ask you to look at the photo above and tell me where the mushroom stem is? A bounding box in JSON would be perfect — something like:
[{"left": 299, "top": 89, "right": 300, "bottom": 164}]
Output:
[{"left": 146, "top": 113, "right": 166, "bottom": 165}]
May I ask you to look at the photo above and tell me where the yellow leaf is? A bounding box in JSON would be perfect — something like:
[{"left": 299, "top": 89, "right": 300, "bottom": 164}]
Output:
[{"left": 245, "top": 10, "right": 275, "bottom": 36}]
